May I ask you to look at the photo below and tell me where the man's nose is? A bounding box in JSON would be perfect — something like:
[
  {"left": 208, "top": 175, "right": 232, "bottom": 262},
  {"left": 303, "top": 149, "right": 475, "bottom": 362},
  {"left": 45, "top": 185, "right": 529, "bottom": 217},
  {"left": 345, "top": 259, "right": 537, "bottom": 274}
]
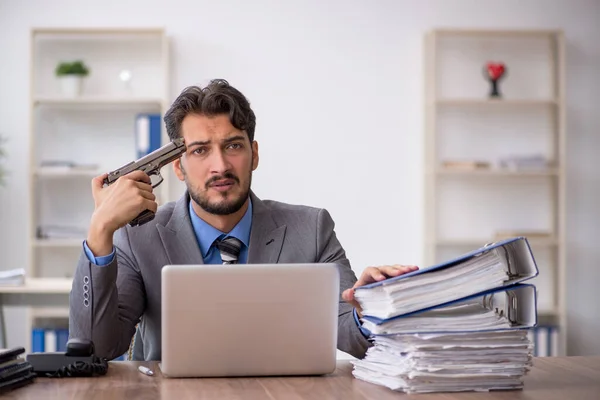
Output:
[{"left": 209, "top": 148, "right": 229, "bottom": 174}]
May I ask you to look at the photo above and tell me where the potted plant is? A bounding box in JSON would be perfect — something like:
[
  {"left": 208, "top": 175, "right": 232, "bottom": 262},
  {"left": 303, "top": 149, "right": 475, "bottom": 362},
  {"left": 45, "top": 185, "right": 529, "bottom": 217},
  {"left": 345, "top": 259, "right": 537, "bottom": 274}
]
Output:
[{"left": 55, "top": 60, "right": 90, "bottom": 97}]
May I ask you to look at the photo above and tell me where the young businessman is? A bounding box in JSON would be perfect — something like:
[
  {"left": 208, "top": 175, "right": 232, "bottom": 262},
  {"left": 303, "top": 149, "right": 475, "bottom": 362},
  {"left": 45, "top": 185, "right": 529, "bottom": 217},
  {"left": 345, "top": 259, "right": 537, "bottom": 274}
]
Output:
[{"left": 68, "top": 79, "right": 418, "bottom": 361}]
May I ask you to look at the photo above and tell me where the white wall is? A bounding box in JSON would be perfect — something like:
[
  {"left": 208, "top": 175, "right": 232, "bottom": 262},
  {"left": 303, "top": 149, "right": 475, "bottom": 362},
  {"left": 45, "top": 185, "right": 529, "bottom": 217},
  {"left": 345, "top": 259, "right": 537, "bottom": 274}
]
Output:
[{"left": 0, "top": 0, "right": 599, "bottom": 355}]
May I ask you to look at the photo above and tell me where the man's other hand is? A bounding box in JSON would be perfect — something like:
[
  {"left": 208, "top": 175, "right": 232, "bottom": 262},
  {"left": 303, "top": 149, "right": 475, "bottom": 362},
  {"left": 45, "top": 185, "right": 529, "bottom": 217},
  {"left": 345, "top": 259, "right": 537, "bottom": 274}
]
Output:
[{"left": 342, "top": 265, "right": 419, "bottom": 317}]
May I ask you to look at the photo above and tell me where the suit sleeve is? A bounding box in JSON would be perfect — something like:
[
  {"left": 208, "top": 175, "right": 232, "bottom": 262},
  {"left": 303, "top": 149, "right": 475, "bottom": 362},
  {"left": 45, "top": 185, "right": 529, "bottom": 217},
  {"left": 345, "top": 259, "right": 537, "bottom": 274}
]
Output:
[
  {"left": 316, "top": 208, "right": 372, "bottom": 359},
  {"left": 68, "top": 227, "right": 146, "bottom": 360}
]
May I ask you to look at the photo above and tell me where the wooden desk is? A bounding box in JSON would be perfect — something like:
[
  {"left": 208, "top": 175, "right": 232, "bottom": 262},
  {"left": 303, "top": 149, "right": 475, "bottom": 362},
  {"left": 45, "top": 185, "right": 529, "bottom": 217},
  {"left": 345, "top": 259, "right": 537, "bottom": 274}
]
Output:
[{"left": 5, "top": 357, "right": 600, "bottom": 399}]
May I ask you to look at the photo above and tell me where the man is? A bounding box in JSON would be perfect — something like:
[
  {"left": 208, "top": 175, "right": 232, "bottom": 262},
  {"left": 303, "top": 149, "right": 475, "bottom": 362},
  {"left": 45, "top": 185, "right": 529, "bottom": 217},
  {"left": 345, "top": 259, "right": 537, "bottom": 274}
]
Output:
[{"left": 69, "top": 79, "right": 418, "bottom": 361}]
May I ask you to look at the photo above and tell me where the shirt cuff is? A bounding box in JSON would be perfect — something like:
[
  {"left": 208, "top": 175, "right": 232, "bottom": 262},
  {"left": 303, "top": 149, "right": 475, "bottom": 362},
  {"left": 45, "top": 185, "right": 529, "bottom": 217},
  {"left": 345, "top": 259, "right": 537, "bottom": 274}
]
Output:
[
  {"left": 353, "top": 308, "right": 371, "bottom": 338},
  {"left": 83, "top": 240, "right": 115, "bottom": 266}
]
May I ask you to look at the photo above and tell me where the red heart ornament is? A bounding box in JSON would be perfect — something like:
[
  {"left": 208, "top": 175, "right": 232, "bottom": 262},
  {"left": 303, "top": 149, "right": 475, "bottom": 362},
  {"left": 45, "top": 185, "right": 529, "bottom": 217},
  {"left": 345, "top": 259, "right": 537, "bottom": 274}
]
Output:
[{"left": 487, "top": 63, "right": 505, "bottom": 80}]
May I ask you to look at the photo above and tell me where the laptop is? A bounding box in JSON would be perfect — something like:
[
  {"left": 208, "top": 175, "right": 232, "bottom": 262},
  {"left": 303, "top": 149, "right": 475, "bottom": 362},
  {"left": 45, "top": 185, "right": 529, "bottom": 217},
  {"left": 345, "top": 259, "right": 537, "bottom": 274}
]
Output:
[{"left": 159, "top": 263, "right": 340, "bottom": 378}]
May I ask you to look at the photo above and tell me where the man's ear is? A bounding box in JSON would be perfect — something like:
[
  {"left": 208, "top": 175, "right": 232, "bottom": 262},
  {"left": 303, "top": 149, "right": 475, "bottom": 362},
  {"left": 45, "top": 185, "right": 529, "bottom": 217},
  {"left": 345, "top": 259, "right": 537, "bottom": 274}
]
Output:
[
  {"left": 251, "top": 141, "right": 259, "bottom": 171},
  {"left": 173, "top": 157, "right": 185, "bottom": 181}
]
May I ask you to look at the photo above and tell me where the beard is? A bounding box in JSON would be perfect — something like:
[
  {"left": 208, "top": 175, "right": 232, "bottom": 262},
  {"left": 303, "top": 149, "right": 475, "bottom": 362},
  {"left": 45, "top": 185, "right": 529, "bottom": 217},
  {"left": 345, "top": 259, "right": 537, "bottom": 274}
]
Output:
[{"left": 184, "top": 168, "right": 251, "bottom": 216}]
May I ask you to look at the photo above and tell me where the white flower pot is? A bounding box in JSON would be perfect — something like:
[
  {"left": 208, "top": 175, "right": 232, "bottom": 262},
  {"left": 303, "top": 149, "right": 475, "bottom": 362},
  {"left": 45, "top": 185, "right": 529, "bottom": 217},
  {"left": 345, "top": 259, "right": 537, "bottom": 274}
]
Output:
[{"left": 59, "top": 75, "right": 83, "bottom": 97}]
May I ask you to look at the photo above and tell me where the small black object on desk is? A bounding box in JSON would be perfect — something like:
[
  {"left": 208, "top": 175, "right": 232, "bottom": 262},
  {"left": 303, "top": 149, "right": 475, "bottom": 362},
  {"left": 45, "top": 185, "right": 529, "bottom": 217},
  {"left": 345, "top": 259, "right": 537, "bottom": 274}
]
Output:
[
  {"left": 0, "top": 347, "right": 36, "bottom": 394},
  {"left": 26, "top": 338, "right": 109, "bottom": 378}
]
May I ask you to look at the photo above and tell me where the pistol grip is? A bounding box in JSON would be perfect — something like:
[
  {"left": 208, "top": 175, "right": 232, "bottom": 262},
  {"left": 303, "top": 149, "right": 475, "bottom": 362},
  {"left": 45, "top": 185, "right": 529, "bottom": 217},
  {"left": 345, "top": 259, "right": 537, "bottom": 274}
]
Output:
[{"left": 128, "top": 209, "right": 156, "bottom": 227}]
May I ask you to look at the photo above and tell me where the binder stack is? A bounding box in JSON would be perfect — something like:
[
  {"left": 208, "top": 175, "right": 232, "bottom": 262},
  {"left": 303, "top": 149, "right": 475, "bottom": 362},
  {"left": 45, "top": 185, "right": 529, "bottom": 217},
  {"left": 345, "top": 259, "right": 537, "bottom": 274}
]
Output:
[{"left": 351, "top": 237, "right": 539, "bottom": 393}]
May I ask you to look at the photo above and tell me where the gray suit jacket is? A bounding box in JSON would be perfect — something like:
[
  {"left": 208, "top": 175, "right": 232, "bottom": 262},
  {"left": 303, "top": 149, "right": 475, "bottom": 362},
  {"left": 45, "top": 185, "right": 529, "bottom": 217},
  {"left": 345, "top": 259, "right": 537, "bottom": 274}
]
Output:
[{"left": 69, "top": 191, "right": 372, "bottom": 361}]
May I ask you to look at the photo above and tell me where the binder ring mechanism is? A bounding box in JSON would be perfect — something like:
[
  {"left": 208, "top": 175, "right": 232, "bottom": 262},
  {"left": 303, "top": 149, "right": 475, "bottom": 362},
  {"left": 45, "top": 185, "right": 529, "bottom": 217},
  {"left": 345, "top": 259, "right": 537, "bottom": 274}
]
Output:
[
  {"left": 473, "top": 241, "right": 496, "bottom": 258},
  {"left": 482, "top": 291, "right": 518, "bottom": 325},
  {"left": 476, "top": 242, "right": 519, "bottom": 281}
]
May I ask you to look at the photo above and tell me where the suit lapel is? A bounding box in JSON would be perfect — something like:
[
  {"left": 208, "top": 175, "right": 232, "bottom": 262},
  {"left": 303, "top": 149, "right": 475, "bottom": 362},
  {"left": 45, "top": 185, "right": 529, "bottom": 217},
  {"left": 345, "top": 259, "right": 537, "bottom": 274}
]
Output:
[
  {"left": 247, "top": 192, "right": 286, "bottom": 264},
  {"left": 157, "top": 192, "right": 204, "bottom": 265},
  {"left": 157, "top": 191, "right": 286, "bottom": 265}
]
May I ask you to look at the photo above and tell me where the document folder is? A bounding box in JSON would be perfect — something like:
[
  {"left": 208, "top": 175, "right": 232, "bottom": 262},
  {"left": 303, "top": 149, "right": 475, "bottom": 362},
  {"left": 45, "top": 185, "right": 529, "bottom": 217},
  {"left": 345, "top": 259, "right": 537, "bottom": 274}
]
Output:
[
  {"left": 361, "top": 283, "right": 537, "bottom": 335},
  {"left": 354, "top": 237, "right": 538, "bottom": 319}
]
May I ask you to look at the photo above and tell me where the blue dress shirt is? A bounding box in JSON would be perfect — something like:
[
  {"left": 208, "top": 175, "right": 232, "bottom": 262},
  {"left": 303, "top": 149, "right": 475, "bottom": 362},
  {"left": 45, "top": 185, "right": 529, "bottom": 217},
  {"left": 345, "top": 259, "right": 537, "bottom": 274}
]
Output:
[
  {"left": 83, "top": 199, "right": 253, "bottom": 266},
  {"left": 188, "top": 199, "right": 252, "bottom": 264}
]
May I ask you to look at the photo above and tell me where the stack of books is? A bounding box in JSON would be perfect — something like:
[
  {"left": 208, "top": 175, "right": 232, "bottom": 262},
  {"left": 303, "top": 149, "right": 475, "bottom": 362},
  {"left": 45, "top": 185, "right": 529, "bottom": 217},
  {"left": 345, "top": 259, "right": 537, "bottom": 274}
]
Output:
[
  {"left": 0, "top": 347, "right": 35, "bottom": 394},
  {"left": 351, "top": 237, "right": 539, "bottom": 394}
]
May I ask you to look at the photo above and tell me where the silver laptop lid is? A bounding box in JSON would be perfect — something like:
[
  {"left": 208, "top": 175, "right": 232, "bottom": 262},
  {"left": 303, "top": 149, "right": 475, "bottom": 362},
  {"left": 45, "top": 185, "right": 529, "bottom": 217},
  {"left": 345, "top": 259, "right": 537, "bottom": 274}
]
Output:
[{"left": 160, "top": 263, "right": 340, "bottom": 378}]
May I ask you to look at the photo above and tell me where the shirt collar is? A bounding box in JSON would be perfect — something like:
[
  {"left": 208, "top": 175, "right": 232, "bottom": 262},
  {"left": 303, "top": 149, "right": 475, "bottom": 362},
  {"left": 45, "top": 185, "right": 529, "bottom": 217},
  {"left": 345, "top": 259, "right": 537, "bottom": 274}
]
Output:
[{"left": 188, "top": 197, "right": 253, "bottom": 258}]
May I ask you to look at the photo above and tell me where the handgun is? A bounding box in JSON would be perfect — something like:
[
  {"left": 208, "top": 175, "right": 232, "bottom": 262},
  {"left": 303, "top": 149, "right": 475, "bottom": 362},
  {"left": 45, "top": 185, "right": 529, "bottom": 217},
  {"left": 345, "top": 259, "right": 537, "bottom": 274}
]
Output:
[{"left": 103, "top": 137, "right": 186, "bottom": 227}]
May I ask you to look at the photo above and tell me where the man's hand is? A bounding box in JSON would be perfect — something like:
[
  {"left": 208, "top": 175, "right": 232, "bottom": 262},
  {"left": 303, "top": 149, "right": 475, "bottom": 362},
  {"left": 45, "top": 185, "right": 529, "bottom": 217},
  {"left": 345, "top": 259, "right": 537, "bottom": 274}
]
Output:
[
  {"left": 86, "top": 170, "right": 157, "bottom": 256},
  {"left": 342, "top": 265, "right": 419, "bottom": 317}
]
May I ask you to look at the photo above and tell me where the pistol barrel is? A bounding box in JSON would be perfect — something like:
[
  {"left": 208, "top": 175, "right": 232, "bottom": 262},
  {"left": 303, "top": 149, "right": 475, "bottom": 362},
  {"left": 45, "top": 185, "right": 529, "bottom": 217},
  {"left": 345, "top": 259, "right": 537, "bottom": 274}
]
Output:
[{"left": 104, "top": 138, "right": 185, "bottom": 185}]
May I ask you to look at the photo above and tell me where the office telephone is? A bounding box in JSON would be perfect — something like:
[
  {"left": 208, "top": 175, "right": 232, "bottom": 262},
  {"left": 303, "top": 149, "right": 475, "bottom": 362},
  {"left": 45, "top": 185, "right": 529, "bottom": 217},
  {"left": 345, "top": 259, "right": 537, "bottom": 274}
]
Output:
[{"left": 26, "top": 338, "right": 109, "bottom": 377}]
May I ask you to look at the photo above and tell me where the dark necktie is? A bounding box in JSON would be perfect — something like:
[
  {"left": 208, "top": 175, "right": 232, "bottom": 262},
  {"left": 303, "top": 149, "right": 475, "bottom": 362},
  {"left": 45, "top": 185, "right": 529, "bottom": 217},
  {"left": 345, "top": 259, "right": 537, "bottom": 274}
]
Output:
[{"left": 216, "top": 236, "right": 243, "bottom": 264}]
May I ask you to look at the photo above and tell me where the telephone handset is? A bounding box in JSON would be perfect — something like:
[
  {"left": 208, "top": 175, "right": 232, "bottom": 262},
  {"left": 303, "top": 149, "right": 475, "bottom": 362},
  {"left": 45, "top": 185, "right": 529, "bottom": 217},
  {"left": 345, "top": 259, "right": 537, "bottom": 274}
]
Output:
[{"left": 26, "top": 339, "right": 109, "bottom": 378}]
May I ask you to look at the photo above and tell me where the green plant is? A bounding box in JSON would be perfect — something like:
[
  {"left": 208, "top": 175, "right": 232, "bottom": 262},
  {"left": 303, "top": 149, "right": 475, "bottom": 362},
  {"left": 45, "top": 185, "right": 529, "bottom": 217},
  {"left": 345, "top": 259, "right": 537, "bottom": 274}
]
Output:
[{"left": 55, "top": 60, "right": 90, "bottom": 77}]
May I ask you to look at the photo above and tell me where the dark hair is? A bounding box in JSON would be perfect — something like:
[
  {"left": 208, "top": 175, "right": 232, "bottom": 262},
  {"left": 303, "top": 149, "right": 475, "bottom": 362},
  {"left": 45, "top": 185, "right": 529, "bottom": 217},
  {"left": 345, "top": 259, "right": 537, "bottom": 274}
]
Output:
[{"left": 164, "top": 79, "right": 256, "bottom": 142}]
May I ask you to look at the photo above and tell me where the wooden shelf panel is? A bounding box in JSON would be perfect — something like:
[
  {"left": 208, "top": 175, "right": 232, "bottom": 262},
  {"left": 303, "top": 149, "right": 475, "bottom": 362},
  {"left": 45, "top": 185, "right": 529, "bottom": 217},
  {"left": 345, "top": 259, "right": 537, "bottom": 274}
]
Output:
[
  {"left": 34, "top": 168, "right": 99, "bottom": 178},
  {"left": 31, "top": 306, "right": 70, "bottom": 319},
  {"left": 33, "top": 239, "right": 83, "bottom": 248},
  {"left": 432, "top": 28, "right": 562, "bottom": 38},
  {"left": 33, "top": 96, "right": 163, "bottom": 107},
  {"left": 33, "top": 27, "right": 165, "bottom": 36},
  {"left": 435, "top": 168, "right": 560, "bottom": 177},
  {"left": 435, "top": 98, "right": 558, "bottom": 106},
  {"left": 0, "top": 278, "right": 72, "bottom": 294},
  {"left": 434, "top": 237, "right": 559, "bottom": 247}
]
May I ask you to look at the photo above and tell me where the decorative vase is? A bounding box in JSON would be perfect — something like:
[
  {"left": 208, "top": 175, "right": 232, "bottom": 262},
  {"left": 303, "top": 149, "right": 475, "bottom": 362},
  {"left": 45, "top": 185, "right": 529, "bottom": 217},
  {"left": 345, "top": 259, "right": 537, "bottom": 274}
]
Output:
[
  {"left": 483, "top": 62, "right": 507, "bottom": 98},
  {"left": 59, "top": 75, "right": 83, "bottom": 97}
]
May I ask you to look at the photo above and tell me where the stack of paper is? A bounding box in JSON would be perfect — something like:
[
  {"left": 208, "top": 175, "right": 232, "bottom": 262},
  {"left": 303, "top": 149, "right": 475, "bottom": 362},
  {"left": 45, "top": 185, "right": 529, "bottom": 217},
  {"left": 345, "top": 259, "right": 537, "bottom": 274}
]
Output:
[
  {"left": 352, "top": 330, "right": 533, "bottom": 393},
  {"left": 0, "top": 268, "right": 25, "bottom": 286},
  {"left": 351, "top": 237, "right": 539, "bottom": 394}
]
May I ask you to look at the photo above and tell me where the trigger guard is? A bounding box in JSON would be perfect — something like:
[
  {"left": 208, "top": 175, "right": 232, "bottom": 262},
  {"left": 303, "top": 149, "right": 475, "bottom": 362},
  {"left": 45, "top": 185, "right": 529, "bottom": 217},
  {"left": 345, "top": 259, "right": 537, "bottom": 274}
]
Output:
[{"left": 151, "top": 171, "right": 164, "bottom": 188}]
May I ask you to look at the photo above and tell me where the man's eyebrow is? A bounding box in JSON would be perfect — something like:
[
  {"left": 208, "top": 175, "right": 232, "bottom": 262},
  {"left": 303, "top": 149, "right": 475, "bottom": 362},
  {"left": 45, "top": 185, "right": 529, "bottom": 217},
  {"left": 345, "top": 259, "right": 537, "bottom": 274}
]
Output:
[
  {"left": 222, "top": 135, "right": 246, "bottom": 144},
  {"left": 185, "top": 135, "right": 245, "bottom": 148},
  {"left": 186, "top": 140, "right": 210, "bottom": 148}
]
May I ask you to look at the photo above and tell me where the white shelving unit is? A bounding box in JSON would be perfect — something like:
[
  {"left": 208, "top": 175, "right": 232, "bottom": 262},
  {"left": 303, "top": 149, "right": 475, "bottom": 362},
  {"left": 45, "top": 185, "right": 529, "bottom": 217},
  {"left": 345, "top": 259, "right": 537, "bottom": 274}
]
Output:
[
  {"left": 423, "top": 29, "right": 566, "bottom": 355},
  {"left": 25, "top": 27, "right": 170, "bottom": 353}
]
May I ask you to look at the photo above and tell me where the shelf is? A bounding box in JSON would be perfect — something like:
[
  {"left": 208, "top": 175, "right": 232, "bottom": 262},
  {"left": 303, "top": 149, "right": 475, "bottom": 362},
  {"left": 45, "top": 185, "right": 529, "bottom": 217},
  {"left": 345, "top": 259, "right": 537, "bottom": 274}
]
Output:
[
  {"left": 33, "top": 27, "right": 165, "bottom": 36},
  {"left": 538, "top": 310, "right": 561, "bottom": 326},
  {"left": 435, "top": 237, "right": 558, "bottom": 247},
  {"left": 433, "top": 28, "right": 562, "bottom": 38},
  {"left": 435, "top": 98, "right": 558, "bottom": 106},
  {"left": 31, "top": 306, "right": 70, "bottom": 319},
  {"left": 34, "top": 168, "right": 100, "bottom": 178},
  {"left": 435, "top": 168, "right": 559, "bottom": 177},
  {"left": 425, "top": 28, "right": 567, "bottom": 356},
  {"left": 33, "top": 239, "right": 83, "bottom": 248},
  {"left": 33, "top": 96, "right": 164, "bottom": 107},
  {"left": 0, "top": 278, "right": 72, "bottom": 294}
]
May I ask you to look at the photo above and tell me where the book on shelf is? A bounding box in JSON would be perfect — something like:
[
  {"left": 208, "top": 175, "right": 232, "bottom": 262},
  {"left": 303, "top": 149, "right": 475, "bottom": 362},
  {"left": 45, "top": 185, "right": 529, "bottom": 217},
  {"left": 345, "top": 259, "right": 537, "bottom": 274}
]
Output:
[
  {"left": 135, "top": 113, "right": 162, "bottom": 159},
  {"left": 0, "top": 269, "right": 25, "bottom": 286},
  {"left": 529, "top": 325, "right": 559, "bottom": 357},
  {"left": 498, "top": 154, "right": 550, "bottom": 171},
  {"left": 36, "top": 225, "right": 87, "bottom": 240},
  {"left": 441, "top": 160, "right": 491, "bottom": 170},
  {"left": 38, "top": 161, "right": 99, "bottom": 172},
  {"left": 494, "top": 230, "right": 553, "bottom": 241}
]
